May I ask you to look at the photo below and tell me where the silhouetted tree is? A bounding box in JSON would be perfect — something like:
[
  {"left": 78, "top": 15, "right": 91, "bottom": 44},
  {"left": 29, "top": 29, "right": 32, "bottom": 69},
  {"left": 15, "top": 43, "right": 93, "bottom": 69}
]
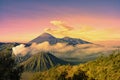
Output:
[
  {"left": 72, "top": 70, "right": 88, "bottom": 80},
  {"left": 58, "top": 71, "right": 68, "bottom": 80},
  {"left": 0, "top": 50, "right": 23, "bottom": 80}
]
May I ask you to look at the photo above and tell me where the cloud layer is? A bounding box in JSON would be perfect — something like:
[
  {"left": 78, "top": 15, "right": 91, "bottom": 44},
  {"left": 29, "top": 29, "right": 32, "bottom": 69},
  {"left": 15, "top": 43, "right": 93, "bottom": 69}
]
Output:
[{"left": 12, "top": 42, "right": 117, "bottom": 60}]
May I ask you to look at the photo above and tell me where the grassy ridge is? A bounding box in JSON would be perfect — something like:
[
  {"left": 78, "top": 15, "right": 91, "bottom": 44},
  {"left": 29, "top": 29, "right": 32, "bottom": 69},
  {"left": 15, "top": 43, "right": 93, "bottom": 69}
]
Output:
[{"left": 30, "top": 50, "right": 120, "bottom": 80}]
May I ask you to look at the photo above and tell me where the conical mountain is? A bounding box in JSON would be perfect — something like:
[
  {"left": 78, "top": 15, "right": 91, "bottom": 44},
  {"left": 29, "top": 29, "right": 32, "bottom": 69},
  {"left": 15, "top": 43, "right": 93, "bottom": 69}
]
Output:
[
  {"left": 29, "top": 32, "right": 91, "bottom": 45},
  {"left": 20, "top": 52, "right": 69, "bottom": 72},
  {"left": 29, "top": 33, "right": 57, "bottom": 44}
]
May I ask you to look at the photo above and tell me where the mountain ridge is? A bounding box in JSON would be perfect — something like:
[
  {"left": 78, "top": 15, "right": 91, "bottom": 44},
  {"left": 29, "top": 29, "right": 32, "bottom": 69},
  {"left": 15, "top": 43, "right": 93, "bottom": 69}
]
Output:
[{"left": 29, "top": 33, "right": 91, "bottom": 45}]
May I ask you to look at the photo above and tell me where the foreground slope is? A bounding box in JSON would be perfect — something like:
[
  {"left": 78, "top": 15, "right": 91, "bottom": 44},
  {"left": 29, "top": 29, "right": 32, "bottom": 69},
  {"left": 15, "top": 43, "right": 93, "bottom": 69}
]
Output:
[
  {"left": 31, "top": 50, "right": 120, "bottom": 80},
  {"left": 21, "top": 52, "right": 69, "bottom": 72}
]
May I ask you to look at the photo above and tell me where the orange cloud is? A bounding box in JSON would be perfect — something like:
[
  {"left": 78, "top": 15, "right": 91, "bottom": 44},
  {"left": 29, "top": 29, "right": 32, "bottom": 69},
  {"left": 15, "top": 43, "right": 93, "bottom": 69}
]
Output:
[
  {"left": 45, "top": 20, "right": 120, "bottom": 42},
  {"left": 50, "top": 20, "right": 73, "bottom": 30}
]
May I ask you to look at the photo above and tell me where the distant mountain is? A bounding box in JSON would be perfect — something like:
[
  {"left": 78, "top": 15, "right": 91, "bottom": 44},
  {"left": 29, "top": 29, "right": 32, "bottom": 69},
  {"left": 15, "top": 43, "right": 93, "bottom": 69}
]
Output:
[
  {"left": 20, "top": 52, "right": 69, "bottom": 72},
  {"left": 29, "top": 33, "right": 57, "bottom": 44},
  {"left": 0, "top": 42, "right": 4, "bottom": 45},
  {"left": 0, "top": 42, "right": 20, "bottom": 51},
  {"left": 29, "top": 33, "right": 91, "bottom": 45}
]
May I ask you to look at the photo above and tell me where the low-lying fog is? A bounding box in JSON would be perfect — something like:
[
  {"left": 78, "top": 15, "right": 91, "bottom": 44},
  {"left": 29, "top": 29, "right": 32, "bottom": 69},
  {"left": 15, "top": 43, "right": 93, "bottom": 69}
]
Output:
[{"left": 12, "top": 42, "right": 118, "bottom": 62}]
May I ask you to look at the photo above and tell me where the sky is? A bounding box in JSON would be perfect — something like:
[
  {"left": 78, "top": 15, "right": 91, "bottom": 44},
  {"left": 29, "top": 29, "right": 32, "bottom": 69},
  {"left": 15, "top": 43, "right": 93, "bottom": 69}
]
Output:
[{"left": 0, "top": 0, "right": 120, "bottom": 43}]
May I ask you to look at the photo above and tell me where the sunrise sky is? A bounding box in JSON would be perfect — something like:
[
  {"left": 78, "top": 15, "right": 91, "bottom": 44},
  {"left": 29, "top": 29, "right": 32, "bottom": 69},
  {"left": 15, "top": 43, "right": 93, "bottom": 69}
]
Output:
[{"left": 0, "top": 0, "right": 120, "bottom": 43}]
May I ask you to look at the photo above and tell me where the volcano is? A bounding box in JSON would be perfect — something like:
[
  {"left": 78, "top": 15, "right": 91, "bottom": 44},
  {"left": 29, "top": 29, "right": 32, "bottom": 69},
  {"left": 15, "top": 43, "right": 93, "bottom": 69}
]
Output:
[
  {"left": 20, "top": 52, "right": 69, "bottom": 72},
  {"left": 29, "top": 33, "right": 91, "bottom": 45}
]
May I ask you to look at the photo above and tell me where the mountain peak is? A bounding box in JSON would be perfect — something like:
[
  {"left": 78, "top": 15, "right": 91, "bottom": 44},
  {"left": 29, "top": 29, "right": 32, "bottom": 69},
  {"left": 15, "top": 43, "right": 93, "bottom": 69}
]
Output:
[
  {"left": 28, "top": 33, "right": 56, "bottom": 44},
  {"left": 29, "top": 32, "right": 91, "bottom": 45},
  {"left": 40, "top": 33, "right": 53, "bottom": 38}
]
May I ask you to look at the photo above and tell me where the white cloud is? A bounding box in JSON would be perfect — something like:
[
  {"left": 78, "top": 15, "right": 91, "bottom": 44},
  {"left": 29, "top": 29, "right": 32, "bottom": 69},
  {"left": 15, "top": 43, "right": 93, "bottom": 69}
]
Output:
[{"left": 12, "top": 42, "right": 117, "bottom": 59}]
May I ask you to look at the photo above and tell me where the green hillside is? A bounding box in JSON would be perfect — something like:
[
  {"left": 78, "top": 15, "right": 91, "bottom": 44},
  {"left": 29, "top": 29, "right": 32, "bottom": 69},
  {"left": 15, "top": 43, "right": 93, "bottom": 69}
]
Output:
[{"left": 30, "top": 50, "right": 120, "bottom": 80}]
